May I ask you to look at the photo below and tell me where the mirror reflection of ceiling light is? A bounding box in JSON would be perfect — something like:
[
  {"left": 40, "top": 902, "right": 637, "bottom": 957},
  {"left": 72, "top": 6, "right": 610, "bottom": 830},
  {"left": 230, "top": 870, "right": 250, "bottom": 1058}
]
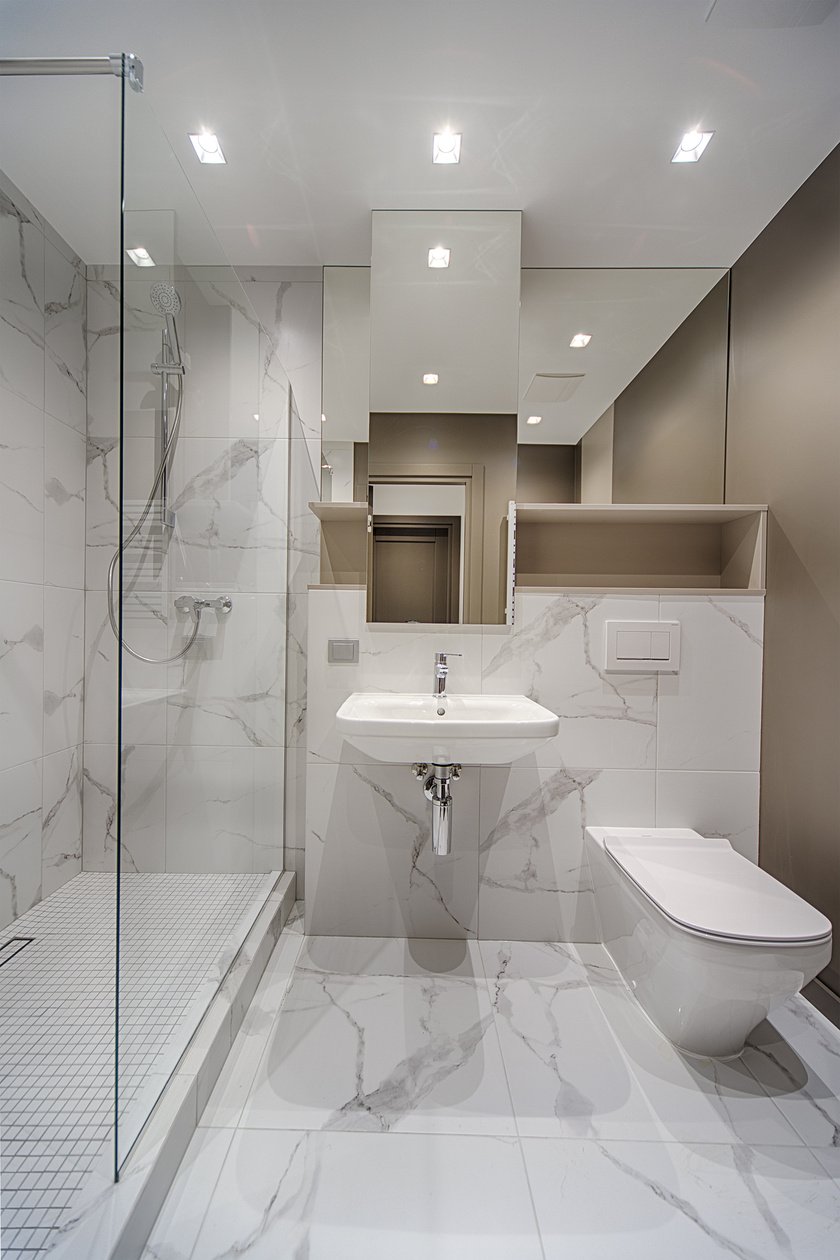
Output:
[
  {"left": 433, "top": 130, "right": 461, "bottom": 164},
  {"left": 126, "top": 246, "right": 155, "bottom": 267},
  {"left": 526, "top": 415, "right": 542, "bottom": 425},
  {"left": 569, "top": 333, "right": 592, "bottom": 348},
  {"left": 428, "top": 246, "right": 451, "bottom": 268},
  {"left": 422, "top": 373, "right": 439, "bottom": 385},
  {"left": 672, "top": 130, "right": 713, "bottom": 163},
  {"left": 188, "top": 131, "right": 226, "bottom": 164},
  {"left": 321, "top": 413, "right": 327, "bottom": 424}
]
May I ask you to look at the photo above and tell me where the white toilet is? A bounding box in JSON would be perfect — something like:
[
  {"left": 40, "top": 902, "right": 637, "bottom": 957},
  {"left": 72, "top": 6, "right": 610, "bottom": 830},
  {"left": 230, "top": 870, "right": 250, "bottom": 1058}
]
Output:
[{"left": 586, "top": 827, "right": 832, "bottom": 1059}]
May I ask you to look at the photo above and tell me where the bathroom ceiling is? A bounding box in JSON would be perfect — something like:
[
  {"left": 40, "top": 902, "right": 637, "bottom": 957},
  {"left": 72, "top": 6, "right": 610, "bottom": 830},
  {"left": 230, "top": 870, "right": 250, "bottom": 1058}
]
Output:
[{"left": 0, "top": 0, "right": 838, "bottom": 269}]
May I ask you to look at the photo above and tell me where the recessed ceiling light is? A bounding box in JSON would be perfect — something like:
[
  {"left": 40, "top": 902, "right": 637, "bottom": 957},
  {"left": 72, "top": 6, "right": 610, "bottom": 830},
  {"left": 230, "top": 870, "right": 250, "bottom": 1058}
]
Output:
[
  {"left": 189, "top": 130, "right": 226, "bottom": 164},
  {"left": 252, "top": 413, "right": 260, "bottom": 422},
  {"left": 321, "top": 413, "right": 327, "bottom": 424},
  {"left": 423, "top": 373, "right": 439, "bottom": 385},
  {"left": 569, "top": 333, "right": 592, "bottom": 349},
  {"left": 672, "top": 130, "right": 714, "bottom": 164},
  {"left": 126, "top": 246, "right": 155, "bottom": 267},
  {"left": 526, "top": 415, "right": 542, "bottom": 425},
  {"left": 433, "top": 130, "right": 461, "bottom": 164},
  {"left": 428, "top": 246, "right": 451, "bottom": 268}
]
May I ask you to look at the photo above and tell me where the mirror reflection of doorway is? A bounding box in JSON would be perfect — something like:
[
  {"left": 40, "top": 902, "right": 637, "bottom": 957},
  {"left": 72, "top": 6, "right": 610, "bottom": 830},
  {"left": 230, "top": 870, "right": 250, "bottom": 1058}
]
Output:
[{"left": 370, "top": 517, "right": 461, "bottom": 623}]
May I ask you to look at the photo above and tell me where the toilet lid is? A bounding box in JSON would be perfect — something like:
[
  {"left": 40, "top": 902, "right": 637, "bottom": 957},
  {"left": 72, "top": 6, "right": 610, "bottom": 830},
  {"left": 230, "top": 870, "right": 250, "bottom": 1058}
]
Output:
[{"left": 604, "top": 833, "right": 832, "bottom": 944}]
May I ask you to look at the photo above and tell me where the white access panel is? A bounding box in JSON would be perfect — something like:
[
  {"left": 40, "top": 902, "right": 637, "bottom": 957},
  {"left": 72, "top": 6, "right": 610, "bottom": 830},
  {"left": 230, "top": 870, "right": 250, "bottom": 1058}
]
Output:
[{"left": 605, "top": 620, "right": 681, "bottom": 672}]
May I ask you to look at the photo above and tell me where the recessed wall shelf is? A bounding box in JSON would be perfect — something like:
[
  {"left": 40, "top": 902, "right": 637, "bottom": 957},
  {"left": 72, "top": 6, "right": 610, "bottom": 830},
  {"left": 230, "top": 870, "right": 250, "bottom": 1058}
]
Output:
[
  {"left": 308, "top": 500, "right": 369, "bottom": 522},
  {"left": 513, "top": 503, "right": 768, "bottom": 594},
  {"left": 309, "top": 501, "right": 369, "bottom": 584}
]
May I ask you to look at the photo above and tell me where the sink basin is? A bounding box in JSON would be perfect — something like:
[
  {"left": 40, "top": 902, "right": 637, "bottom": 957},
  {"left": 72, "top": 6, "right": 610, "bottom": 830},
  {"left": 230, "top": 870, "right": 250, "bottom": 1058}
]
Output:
[{"left": 335, "top": 692, "right": 559, "bottom": 765}]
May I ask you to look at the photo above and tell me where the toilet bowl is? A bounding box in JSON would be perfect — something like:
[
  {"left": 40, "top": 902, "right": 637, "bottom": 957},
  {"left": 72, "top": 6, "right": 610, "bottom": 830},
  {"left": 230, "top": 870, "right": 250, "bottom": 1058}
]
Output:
[{"left": 585, "top": 827, "right": 832, "bottom": 1059}]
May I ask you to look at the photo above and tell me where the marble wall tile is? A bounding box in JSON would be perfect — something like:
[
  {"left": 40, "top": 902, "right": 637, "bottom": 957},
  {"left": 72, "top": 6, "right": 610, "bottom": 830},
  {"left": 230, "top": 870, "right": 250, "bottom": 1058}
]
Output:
[
  {"left": 84, "top": 431, "right": 119, "bottom": 591},
  {"left": 82, "top": 742, "right": 166, "bottom": 874},
  {"left": 0, "top": 580, "right": 44, "bottom": 772},
  {"left": 164, "top": 746, "right": 275, "bottom": 874},
  {"left": 0, "top": 759, "right": 42, "bottom": 929},
  {"left": 258, "top": 331, "right": 291, "bottom": 442},
  {"left": 252, "top": 746, "right": 285, "bottom": 873},
  {"left": 169, "top": 436, "right": 288, "bottom": 593},
  {"left": 44, "top": 414, "right": 86, "bottom": 588},
  {"left": 0, "top": 184, "right": 44, "bottom": 410},
  {"left": 241, "top": 274, "right": 323, "bottom": 438},
  {"left": 0, "top": 389, "right": 44, "bottom": 585},
  {"left": 482, "top": 593, "right": 659, "bottom": 769},
  {"left": 180, "top": 277, "right": 261, "bottom": 440},
  {"left": 287, "top": 436, "right": 320, "bottom": 595},
  {"left": 44, "top": 240, "right": 86, "bottom": 433},
  {"left": 167, "top": 592, "right": 286, "bottom": 748},
  {"left": 44, "top": 585, "right": 84, "bottom": 755},
  {"left": 306, "top": 762, "right": 479, "bottom": 938},
  {"left": 83, "top": 591, "right": 169, "bottom": 747},
  {"left": 657, "top": 595, "right": 764, "bottom": 772},
  {"left": 478, "top": 768, "right": 655, "bottom": 942},
  {"left": 84, "top": 269, "right": 120, "bottom": 440},
  {"left": 41, "top": 745, "right": 83, "bottom": 897},
  {"left": 656, "top": 769, "right": 760, "bottom": 862}
]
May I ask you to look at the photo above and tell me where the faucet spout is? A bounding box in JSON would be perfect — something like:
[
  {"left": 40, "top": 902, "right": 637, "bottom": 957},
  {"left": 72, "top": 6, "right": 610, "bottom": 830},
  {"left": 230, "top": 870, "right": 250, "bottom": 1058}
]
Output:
[{"left": 433, "top": 650, "right": 461, "bottom": 697}]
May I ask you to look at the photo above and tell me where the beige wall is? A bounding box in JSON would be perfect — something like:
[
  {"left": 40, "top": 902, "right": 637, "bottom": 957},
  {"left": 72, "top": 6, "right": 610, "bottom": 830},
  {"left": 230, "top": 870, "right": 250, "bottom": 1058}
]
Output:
[
  {"left": 516, "top": 443, "right": 576, "bottom": 503},
  {"left": 725, "top": 145, "right": 840, "bottom": 998},
  {"left": 369, "top": 413, "right": 517, "bottom": 623},
  {"left": 611, "top": 277, "right": 729, "bottom": 504},
  {"left": 578, "top": 405, "right": 614, "bottom": 503}
]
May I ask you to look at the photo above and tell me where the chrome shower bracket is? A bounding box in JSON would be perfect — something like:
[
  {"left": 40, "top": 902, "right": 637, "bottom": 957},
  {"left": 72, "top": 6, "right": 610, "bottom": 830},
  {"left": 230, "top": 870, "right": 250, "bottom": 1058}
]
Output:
[{"left": 411, "top": 762, "right": 461, "bottom": 857}]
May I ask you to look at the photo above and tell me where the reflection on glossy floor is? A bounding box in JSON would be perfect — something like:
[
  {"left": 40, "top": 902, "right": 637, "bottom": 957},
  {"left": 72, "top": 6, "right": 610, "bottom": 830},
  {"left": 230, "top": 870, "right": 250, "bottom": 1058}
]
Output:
[{"left": 144, "top": 902, "right": 840, "bottom": 1259}]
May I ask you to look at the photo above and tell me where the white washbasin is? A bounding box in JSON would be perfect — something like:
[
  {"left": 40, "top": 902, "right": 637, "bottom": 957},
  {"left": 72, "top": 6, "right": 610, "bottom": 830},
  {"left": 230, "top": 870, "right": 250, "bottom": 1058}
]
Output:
[{"left": 335, "top": 692, "right": 559, "bottom": 765}]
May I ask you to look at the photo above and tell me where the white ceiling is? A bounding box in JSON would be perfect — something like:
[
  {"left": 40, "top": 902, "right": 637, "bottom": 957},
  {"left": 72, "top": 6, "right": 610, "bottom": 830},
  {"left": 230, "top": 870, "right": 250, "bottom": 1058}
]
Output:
[{"left": 0, "top": 0, "right": 838, "bottom": 268}]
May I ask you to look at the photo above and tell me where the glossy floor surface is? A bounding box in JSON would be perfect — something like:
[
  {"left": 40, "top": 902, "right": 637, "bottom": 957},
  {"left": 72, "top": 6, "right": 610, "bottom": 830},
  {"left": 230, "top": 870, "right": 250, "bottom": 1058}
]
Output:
[
  {"left": 145, "top": 904, "right": 840, "bottom": 1259},
  {"left": 0, "top": 872, "right": 273, "bottom": 1259}
]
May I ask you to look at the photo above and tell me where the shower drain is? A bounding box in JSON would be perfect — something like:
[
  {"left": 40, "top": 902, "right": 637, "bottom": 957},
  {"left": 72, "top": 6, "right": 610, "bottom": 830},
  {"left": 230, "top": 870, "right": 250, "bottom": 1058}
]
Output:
[{"left": 0, "top": 937, "right": 34, "bottom": 968}]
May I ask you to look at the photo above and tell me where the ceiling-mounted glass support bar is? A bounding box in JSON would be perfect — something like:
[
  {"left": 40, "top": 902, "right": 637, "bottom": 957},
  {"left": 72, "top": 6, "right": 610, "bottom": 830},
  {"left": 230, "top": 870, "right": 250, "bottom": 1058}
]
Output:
[{"left": 0, "top": 53, "right": 143, "bottom": 92}]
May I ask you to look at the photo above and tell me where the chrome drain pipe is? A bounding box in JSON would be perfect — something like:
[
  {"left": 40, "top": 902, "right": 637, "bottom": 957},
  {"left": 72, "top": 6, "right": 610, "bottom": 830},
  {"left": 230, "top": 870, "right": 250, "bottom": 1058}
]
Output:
[{"left": 412, "top": 763, "right": 461, "bottom": 856}]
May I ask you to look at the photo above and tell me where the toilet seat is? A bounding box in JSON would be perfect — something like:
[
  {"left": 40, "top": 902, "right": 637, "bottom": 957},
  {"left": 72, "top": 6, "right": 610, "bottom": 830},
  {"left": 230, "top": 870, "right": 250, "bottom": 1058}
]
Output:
[{"left": 603, "top": 830, "right": 832, "bottom": 946}]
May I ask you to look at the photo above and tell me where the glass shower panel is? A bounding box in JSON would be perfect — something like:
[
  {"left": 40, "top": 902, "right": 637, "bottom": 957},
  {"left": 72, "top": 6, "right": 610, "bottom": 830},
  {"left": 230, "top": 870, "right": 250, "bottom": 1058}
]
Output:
[{"left": 115, "top": 87, "right": 290, "bottom": 1167}]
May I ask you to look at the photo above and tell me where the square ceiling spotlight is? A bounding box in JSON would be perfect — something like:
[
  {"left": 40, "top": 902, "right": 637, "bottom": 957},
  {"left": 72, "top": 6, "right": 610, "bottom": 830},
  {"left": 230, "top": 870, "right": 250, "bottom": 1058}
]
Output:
[
  {"left": 428, "top": 246, "right": 451, "bottom": 268},
  {"left": 569, "top": 333, "right": 592, "bottom": 348},
  {"left": 672, "top": 130, "right": 714, "bottom": 163},
  {"left": 526, "top": 415, "right": 542, "bottom": 425},
  {"left": 126, "top": 246, "right": 155, "bottom": 267},
  {"left": 189, "top": 131, "right": 226, "bottom": 164},
  {"left": 433, "top": 130, "right": 461, "bottom": 164},
  {"left": 422, "top": 373, "right": 439, "bottom": 385}
]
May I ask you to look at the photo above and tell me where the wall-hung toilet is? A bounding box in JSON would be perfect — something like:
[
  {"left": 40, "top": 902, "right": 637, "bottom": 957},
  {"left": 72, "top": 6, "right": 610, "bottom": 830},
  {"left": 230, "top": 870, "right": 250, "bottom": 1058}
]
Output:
[{"left": 586, "top": 827, "right": 832, "bottom": 1059}]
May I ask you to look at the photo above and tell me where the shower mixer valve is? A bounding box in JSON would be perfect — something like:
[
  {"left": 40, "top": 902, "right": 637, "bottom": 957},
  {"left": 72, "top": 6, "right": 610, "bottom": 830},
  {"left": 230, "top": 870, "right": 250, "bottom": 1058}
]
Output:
[{"left": 174, "top": 595, "right": 234, "bottom": 617}]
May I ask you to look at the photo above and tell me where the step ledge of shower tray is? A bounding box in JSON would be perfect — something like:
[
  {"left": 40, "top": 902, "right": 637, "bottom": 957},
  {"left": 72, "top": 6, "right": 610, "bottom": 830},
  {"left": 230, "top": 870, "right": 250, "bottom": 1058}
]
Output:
[
  {"left": 122, "top": 686, "right": 186, "bottom": 708},
  {"left": 45, "top": 869, "right": 297, "bottom": 1260}
]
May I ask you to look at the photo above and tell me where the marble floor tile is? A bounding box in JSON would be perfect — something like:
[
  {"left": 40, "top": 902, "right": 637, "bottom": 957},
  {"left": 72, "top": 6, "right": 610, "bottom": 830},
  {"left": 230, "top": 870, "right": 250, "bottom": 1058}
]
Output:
[
  {"left": 141, "top": 1126, "right": 234, "bottom": 1260},
  {"left": 486, "top": 945, "right": 665, "bottom": 1139},
  {"left": 189, "top": 1130, "right": 542, "bottom": 1260},
  {"left": 522, "top": 1139, "right": 840, "bottom": 1260},
  {"left": 240, "top": 964, "right": 515, "bottom": 1135},
  {"left": 742, "top": 998, "right": 840, "bottom": 1147},
  {"left": 296, "top": 933, "right": 484, "bottom": 979},
  {"left": 201, "top": 932, "right": 303, "bottom": 1129}
]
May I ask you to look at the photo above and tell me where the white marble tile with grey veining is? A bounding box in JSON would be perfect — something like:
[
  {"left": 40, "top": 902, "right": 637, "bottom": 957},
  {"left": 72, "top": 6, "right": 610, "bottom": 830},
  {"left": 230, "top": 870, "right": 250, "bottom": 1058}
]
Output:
[
  {"left": 43, "top": 585, "right": 84, "bottom": 755},
  {"left": 0, "top": 580, "right": 44, "bottom": 773},
  {"left": 81, "top": 741, "right": 166, "bottom": 875},
  {"left": 41, "top": 745, "right": 83, "bottom": 898},
  {"left": 306, "top": 761, "right": 479, "bottom": 939},
  {"left": 0, "top": 759, "right": 42, "bottom": 929},
  {"left": 44, "top": 414, "right": 86, "bottom": 589},
  {"left": 657, "top": 595, "right": 764, "bottom": 772},
  {"left": 287, "top": 436, "right": 320, "bottom": 595},
  {"left": 0, "top": 183, "right": 44, "bottom": 410},
  {"left": 656, "top": 769, "right": 760, "bottom": 862},
  {"left": 478, "top": 767, "right": 655, "bottom": 942},
  {"left": 523, "top": 1137, "right": 840, "bottom": 1260},
  {"left": 482, "top": 593, "right": 658, "bottom": 769},
  {"left": 166, "top": 592, "right": 286, "bottom": 748},
  {"left": 188, "top": 1129, "right": 541, "bottom": 1260},
  {"left": 0, "top": 389, "right": 44, "bottom": 585},
  {"left": 240, "top": 956, "right": 515, "bottom": 1135},
  {"left": 44, "top": 238, "right": 86, "bottom": 433}
]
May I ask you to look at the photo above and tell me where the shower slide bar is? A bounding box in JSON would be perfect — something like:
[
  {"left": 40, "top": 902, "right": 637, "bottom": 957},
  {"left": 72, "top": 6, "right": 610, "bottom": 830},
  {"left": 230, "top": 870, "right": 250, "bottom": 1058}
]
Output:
[{"left": 0, "top": 54, "right": 144, "bottom": 91}]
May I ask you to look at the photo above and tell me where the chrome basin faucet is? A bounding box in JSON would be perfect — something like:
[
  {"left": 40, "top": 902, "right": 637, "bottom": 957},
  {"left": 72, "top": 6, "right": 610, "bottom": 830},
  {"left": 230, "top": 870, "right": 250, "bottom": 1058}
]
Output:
[{"left": 433, "top": 651, "right": 461, "bottom": 697}]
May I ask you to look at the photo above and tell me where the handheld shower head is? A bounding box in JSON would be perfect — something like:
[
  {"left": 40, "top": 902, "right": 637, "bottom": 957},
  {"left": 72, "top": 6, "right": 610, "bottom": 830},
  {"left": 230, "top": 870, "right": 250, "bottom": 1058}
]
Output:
[
  {"left": 149, "top": 281, "right": 182, "bottom": 317},
  {"left": 149, "top": 281, "right": 183, "bottom": 366}
]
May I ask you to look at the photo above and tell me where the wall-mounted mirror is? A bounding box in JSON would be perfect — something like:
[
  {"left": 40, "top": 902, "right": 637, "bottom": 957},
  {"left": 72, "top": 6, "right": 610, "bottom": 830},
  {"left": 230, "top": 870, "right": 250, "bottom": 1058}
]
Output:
[{"left": 320, "top": 213, "right": 729, "bottom": 626}]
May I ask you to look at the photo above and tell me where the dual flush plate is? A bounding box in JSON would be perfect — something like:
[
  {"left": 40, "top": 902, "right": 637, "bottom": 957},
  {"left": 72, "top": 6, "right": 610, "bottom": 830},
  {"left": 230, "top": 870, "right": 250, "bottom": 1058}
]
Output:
[{"left": 604, "top": 620, "right": 681, "bottom": 673}]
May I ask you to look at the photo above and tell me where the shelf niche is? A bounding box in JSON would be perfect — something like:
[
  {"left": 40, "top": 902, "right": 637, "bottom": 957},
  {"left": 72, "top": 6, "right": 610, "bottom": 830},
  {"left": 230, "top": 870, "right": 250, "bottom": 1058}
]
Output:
[{"left": 513, "top": 503, "right": 767, "bottom": 594}]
